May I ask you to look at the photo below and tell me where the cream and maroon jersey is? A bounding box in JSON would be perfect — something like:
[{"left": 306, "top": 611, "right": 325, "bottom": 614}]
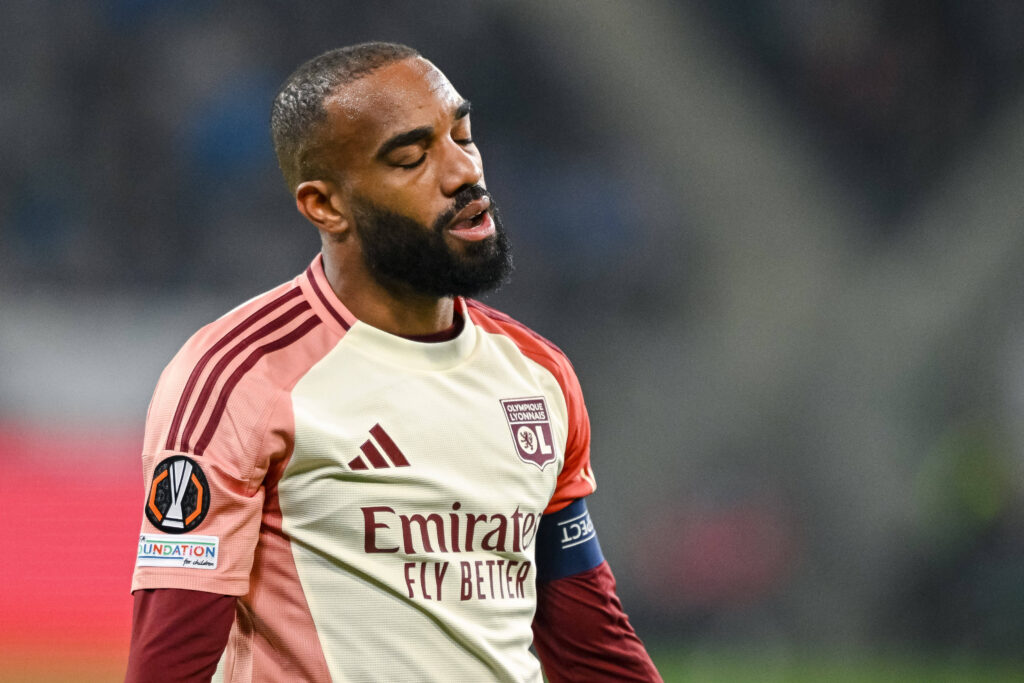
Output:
[{"left": 131, "top": 254, "right": 597, "bottom": 682}]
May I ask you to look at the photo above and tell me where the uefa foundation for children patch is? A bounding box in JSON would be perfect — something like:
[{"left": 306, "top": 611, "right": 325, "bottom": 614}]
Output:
[
  {"left": 137, "top": 533, "right": 219, "bottom": 569},
  {"left": 145, "top": 455, "right": 211, "bottom": 533}
]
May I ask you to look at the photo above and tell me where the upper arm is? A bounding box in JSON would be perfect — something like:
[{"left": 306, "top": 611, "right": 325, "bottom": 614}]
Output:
[
  {"left": 131, "top": 329, "right": 292, "bottom": 596},
  {"left": 535, "top": 498, "right": 605, "bottom": 582},
  {"left": 543, "top": 353, "right": 597, "bottom": 514}
]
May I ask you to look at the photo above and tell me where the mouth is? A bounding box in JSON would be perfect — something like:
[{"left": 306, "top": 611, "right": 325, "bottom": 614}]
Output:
[{"left": 447, "top": 197, "right": 495, "bottom": 242}]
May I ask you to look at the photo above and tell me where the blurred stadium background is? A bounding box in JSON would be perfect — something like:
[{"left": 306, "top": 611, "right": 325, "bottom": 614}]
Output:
[{"left": 3, "top": 1, "right": 1024, "bottom": 681}]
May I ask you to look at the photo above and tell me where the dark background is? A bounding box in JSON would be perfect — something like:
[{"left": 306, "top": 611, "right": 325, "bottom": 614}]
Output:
[{"left": 3, "top": 1, "right": 1024, "bottom": 679}]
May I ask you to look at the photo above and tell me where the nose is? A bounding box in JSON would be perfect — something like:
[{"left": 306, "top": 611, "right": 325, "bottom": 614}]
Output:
[{"left": 440, "top": 138, "right": 483, "bottom": 197}]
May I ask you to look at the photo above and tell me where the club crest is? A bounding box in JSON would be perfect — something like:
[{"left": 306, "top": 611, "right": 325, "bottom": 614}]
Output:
[{"left": 500, "top": 397, "right": 557, "bottom": 469}]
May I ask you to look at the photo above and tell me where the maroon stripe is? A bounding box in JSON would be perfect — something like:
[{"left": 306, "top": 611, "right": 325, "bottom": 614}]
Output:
[
  {"left": 165, "top": 287, "right": 302, "bottom": 451},
  {"left": 180, "top": 301, "right": 311, "bottom": 451},
  {"left": 194, "top": 316, "right": 321, "bottom": 455},
  {"left": 306, "top": 264, "right": 350, "bottom": 330},
  {"left": 466, "top": 300, "right": 564, "bottom": 356},
  {"left": 359, "top": 440, "right": 390, "bottom": 469},
  {"left": 370, "top": 424, "right": 409, "bottom": 467},
  {"left": 347, "top": 456, "right": 369, "bottom": 471}
]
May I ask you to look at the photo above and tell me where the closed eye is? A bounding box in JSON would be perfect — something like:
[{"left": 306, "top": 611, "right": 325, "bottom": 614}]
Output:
[{"left": 396, "top": 155, "right": 426, "bottom": 169}]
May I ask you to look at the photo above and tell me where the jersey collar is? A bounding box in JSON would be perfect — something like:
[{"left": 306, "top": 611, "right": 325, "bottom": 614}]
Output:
[{"left": 300, "top": 254, "right": 477, "bottom": 369}]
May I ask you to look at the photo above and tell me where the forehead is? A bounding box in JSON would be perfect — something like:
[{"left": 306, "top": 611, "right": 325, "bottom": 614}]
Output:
[{"left": 322, "top": 57, "right": 463, "bottom": 156}]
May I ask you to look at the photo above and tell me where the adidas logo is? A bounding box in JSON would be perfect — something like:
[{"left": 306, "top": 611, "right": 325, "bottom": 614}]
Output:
[{"left": 348, "top": 424, "right": 410, "bottom": 471}]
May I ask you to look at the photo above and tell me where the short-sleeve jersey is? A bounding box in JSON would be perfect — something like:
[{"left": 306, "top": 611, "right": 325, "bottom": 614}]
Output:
[{"left": 131, "top": 255, "right": 597, "bottom": 682}]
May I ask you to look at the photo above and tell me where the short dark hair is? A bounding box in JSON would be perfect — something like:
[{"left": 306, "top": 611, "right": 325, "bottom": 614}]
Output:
[{"left": 270, "top": 42, "right": 421, "bottom": 192}]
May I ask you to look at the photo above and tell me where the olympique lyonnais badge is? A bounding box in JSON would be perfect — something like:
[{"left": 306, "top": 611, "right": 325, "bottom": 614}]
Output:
[
  {"left": 145, "top": 455, "right": 211, "bottom": 534},
  {"left": 500, "top": 396, "right": 557, "bottom": 469}
]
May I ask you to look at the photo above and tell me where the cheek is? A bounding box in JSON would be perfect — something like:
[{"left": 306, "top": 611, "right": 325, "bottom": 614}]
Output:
[{"left": 375, "top": 183, "right": 450, "bottom": 224}]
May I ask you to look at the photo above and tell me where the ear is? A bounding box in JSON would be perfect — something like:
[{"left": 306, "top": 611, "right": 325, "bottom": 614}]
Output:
[{"left": 295, "top": 180, "right": 351, "bottom": 239}]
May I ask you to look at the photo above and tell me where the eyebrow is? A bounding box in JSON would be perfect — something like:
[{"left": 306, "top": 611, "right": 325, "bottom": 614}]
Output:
[
  {"left": 376, "top": 126, "right": 433, "bottom": 159},
  {"left": 375, "top": 100, "right": 473, "bottom": 159}
]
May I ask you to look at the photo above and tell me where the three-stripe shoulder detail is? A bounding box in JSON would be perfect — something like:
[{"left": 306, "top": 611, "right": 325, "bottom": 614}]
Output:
[
  {"left": 165, "top": 286, "right": 321, "bottom": 455},
  {"left": 191, "top": 314, "right": 321, "bottom": 455}
]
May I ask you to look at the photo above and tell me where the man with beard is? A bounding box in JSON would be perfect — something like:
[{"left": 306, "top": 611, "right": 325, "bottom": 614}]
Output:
[{"left": 125, "top": 43, "right": 661, "bottom": 683}]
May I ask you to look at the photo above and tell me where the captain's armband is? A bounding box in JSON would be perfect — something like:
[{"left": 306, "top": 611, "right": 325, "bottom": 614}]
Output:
[{"left": 535, "top": 498, "right": 604, "bottom": 583}]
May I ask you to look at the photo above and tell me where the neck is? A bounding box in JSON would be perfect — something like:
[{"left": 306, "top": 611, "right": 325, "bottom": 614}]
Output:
[{"left": 321, "top": 247, "right": 455, "bottom": 337}]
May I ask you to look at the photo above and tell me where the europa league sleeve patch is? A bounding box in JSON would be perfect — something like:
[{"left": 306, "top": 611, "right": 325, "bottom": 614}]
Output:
[{"left": 145, "top": 455, "right": 211, "bottom": 534}]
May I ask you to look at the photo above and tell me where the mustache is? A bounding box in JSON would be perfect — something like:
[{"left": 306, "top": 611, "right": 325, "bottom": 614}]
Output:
[{"left": 432, "top": 185, "right": 492, "bottom": 233}]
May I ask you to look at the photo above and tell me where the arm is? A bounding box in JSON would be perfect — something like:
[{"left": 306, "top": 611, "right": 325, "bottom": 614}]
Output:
[
  {"left": 124, "top": 589, "right": 236, "bottom": 683},
  {"left": 532, "top": 499, "right": 662, "bottom": 683}
]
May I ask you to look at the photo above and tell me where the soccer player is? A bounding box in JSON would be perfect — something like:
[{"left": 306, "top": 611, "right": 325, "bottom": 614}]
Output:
[{"left": 125, "top": 42, "right": 662, "bottom": 682}]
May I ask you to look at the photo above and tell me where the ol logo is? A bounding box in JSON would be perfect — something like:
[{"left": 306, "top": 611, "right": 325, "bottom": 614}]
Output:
[
  {"left": 500, "top": 396, "right": 557, "bottom": 469},
  {"left": 145, "top": 455, "right": 211, "bottom": 534}
]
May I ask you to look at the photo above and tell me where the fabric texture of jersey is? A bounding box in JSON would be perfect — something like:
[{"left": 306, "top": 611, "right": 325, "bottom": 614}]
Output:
[{"left": 131, "top": 254, "right": 597, "bottom": 683}]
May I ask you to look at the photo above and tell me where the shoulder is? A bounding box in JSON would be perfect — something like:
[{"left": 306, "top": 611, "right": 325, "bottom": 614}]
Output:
[
  {"left": 465, "top": 299, "right": 580, "bottom": 391},
  {"left": 466, "top": 299, "right": 569, "bottom": 360},
  {"left": 165, "top": 279, "right": 317, "bottom": 393},
  {"left": 151, "top": 278, "right": 337, "bottom": 457}
]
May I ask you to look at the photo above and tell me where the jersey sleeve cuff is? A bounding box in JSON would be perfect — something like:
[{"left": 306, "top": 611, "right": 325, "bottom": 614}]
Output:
[{"left": 131, "top": 570, "right": 250, "bottom": 597}]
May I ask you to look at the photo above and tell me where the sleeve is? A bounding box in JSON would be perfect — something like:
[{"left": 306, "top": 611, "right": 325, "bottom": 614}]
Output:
[
  {"left": 533, "top": 499, "right": 662, "bottom": 681},
  {"left": 544, "top": 360, "right": 597, "bottom": 515},
  {"left": 125, "top": 588, "right": 236, "bottom": 683},
  {"left": 532, "top": 562, "right": 663, "bottom": 683},
  {"left": 131, "top": 330, "right": 292, "bottom": 597}
]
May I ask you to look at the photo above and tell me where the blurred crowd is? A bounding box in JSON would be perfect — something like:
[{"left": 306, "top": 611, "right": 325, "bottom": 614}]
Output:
[
  {"left": 0, "top": 1, "right": 641, "bottom": 300},
  {"left": 704, "top": 0, "right": 1024, "bottom": 224}
]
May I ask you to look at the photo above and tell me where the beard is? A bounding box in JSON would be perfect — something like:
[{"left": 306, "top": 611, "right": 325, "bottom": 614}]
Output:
[{"left": 351, "top": 185, "right": 513, "bottom": 299}]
